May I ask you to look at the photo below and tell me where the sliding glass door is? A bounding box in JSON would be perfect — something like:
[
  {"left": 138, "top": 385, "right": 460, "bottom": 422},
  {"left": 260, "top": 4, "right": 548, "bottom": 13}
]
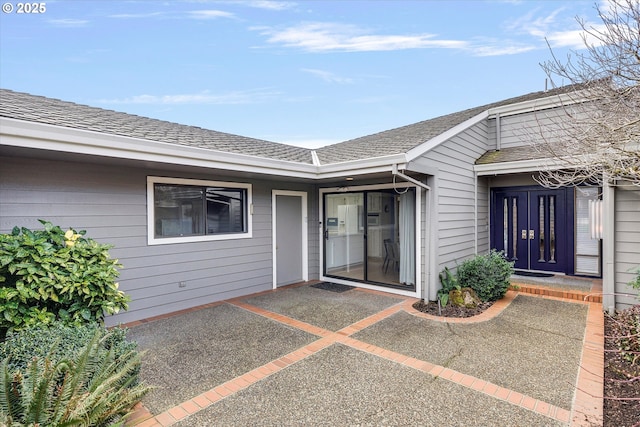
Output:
[{"left": 323, "top": 189, "right": 415, "bottom": 290}]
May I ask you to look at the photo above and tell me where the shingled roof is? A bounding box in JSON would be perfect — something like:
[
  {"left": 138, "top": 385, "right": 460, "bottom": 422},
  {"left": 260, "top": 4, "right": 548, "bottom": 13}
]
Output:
[
  {"left": 1, "top": 85, "right": 580, "bottom": 166},
  {"left": 0, "top": 89, "right": 315, "bottom": 164},
  {"left": 314, "top": 84, "right": 579, "bottom": 164}
]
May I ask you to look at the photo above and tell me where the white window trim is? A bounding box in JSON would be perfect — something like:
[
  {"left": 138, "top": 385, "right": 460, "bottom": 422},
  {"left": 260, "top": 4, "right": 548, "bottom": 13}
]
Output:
[{"left": 147, "top": 176, "right": 253, "bottom": 245}]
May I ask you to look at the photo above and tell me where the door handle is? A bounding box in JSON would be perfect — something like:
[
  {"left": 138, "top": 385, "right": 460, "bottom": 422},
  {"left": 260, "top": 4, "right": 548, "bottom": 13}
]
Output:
[
  {"left": 529, "top": 230, "right": 535, "bottom": 240},
  {"left": 521, "top": 230, "right": 527, "bottom": 240}
]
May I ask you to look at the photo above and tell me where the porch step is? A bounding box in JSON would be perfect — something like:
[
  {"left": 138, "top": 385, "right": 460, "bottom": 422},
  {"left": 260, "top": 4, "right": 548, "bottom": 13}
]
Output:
[{"left": 509, "top": 282, "right": 602, "bottom": 303}]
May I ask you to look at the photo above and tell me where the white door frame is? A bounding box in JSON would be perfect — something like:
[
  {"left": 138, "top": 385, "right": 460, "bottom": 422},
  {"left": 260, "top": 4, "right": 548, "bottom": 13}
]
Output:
[{"left": 272, "top": 190, "right": 308, "bottom": 289}]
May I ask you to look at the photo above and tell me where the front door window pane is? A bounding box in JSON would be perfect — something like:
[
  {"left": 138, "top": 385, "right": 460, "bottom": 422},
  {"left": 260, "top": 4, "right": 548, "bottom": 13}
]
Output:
[
  {"left": 539, "top": 196, "right": 545, "bottom": 261},
  {"left": 549, "top": 196, "right": 556, "bottom": 262}
]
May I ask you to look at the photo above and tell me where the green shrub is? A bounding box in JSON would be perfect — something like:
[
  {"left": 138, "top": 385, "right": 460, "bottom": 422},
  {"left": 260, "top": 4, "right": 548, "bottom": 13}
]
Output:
[
  {"left": 0, "top": 322, "right": 137, "bottom": 377},
  {"left": 437, "top": 266, "right": 460, "bottom": 307},
  {"left": 0, "top": 220, "right": 129, "bottom": 336},
  {"left": 457, "top": 250, "right": 514, "bottom": 302},
  {"left": 0, "top": 328, "right": 149, "bottom": 427}
]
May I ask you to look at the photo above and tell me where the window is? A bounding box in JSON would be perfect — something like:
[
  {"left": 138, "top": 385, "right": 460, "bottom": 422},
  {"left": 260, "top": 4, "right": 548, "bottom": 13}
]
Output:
[{"left": 147, "top": 177, "right": 252, "bottom": 244}]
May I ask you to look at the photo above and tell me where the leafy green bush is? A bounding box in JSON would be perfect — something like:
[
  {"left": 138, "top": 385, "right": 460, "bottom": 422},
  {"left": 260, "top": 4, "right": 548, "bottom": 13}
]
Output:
[
  {"left": 456, "top": 250, "right": 514, "bottom": 302},
  {"left": 0, "top": 328, "right": 149, "bottom": 427},
  {"left": 437, "top": 266, "right": 460, "bottom": 307},
  {"left": 0, "top": 322, "right": 137, "bottom": 377},
  {"left": 0, "top": 220, "right": 130, "bottom": 336}
]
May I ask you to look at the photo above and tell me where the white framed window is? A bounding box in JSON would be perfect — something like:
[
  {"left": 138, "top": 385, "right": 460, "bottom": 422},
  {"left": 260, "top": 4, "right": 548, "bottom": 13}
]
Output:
[{"left": 147, "top": 176, "right": 252, "bottom": 245}]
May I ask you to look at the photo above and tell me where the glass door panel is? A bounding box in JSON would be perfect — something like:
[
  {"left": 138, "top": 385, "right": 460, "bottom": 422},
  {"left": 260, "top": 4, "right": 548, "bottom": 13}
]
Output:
[
  {"left": 492, "top": 191, "right": 528, "bottom": 270},
  {"left": 530, "top": 190, "right": 566, "bottom": 272},
  {"left": 324, "top": 193, "right": 364, "bottom": 281},
  {"left": 323, "top": 189, "right": 416, "bottom": 290}
]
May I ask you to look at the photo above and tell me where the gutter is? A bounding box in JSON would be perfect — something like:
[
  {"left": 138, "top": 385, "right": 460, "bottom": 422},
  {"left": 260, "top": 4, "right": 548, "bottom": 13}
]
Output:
[{"left": 391, "top": 164, "right": 431, "bottom": 190}]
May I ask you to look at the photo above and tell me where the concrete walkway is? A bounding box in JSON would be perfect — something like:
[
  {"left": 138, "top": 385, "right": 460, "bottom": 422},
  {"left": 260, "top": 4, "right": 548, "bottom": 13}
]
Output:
[{"left": 125, "top": 281, "right": 604, "bottom": 427}]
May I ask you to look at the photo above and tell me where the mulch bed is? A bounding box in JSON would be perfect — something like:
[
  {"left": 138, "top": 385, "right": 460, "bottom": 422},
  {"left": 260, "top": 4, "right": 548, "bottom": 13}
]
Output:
[
  {"left": 411, "top": 300, "right": 494, "bottom": 318},
  {"left": 603, "top": 313, "right": 640, "bottom": 427}
]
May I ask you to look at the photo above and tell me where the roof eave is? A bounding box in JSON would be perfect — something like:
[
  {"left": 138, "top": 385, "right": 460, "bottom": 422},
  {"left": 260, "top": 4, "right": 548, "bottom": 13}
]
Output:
[
  {"left": 0, "top": 117, "right": 408, "bottom": 180},
  {"left": 0, "top": 117, "right": 323, "bottom": 179},
  {"left": 487, "top": 91, "right": 590, "bottom": 118},
  {"left": 474, "top": 157, "right": 566, "bottom": 176},
  {"left": 404, "top": 111, "right": 489, "bottom": 162}
]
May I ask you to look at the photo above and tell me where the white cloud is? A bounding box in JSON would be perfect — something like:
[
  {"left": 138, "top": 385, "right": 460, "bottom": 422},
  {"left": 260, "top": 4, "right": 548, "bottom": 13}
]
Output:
[
  {"left": 469, "top": 41, "right": 537, "bottom": 57},
  {"left": 187, "top": 10, "right": 235, "bottom": 19},
  {"left": 301, "top": 69, "right": 354, "bottom": 84},
  {"left": 108, "top": 12, "right": 167, "bottom": 19},
  {"left": 48, "top": 19, "right": 89, "bottom": 27},
  {"left": 254, "top": 22, "right": 468, "bottom": 52},
  {"left": 97, "top": 89, "right": 281, "bottom": 105},
  {"left": 505, "top": 6, "right": 605, "bottom": 50},
  {"left": 245, "top": 1, "right": 297, "bottom": 11}
]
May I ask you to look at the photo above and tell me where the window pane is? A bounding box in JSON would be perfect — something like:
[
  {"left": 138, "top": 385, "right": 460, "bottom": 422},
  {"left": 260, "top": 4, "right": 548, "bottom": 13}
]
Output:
[
  {"left": 539, "top": 196, "right": 545, "bottom": 261},
  {"left": 154, "top": 184, "right": 204, "bottom": 237},
  {"left": 503, "top": 198, "right": 508, "bottom": 252},
  {"left": 549, "top": 196, "right": 556, "bottom": 262},
  {"left": 512, "top": 198, "right": 517, "bottom": 259},
  {"left": 206, "top": 188, "right": 247, "bottom": 234}
]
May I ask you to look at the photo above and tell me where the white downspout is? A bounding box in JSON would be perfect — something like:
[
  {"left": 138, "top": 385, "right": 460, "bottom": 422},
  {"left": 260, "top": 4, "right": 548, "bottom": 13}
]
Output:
[
  {"left": 602, "top": 176, "right": 616, "bottom": 314},
  {"left": 474, "top": 171, "right": 478, "bottom": 255},
  {"left": 496, "top": 113, "right": 501, "bottom": 151}
]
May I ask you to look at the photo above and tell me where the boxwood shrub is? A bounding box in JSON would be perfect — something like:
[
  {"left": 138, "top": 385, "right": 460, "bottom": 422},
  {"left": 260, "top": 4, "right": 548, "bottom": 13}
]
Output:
[{"left": 457, "top": 250, "right": 514, "bottom": 302}]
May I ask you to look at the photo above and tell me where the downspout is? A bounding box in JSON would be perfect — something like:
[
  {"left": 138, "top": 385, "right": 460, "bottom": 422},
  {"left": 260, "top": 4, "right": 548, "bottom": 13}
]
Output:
[
  {"left": 496, "top": 113, "right": 501, "bottom": 151},
  {"left": 474, "top": 171, "right": 478, "bottom": 255},
  {"left": 602, "top": 175, "right": 616, "bottom": 314}
]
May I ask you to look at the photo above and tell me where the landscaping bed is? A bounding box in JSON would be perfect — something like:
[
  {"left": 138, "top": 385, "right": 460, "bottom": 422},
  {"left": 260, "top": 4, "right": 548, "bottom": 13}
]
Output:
[
  {"left": 412, "top": 300, "right": 494, "bottom": 318},
  {"left": 603, "top": 311, "right": 640, "bottom": 427}
]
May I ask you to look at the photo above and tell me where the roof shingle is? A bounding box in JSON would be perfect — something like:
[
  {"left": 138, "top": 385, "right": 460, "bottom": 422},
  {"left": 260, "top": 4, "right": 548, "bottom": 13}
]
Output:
[
  {"left": 0, "top": 89, "right": 315, "bottom": 164},
  {"left": 1, "top": 84, "right": 581, "bottom": 166}
]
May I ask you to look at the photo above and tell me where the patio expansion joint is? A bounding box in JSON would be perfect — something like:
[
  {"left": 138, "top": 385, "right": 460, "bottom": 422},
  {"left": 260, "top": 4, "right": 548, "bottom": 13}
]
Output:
[
  {"left": 131, "top": 334, "right": 337, "bottom": 426},
  {"left": 128, "top": 284, "right": 603, "bottom": 426},
  {"left": 337, "top": 333, "right": 571, "bottom": 425}
]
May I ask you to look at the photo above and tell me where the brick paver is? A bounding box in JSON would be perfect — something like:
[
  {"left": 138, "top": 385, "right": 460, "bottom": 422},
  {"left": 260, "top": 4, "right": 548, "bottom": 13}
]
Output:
[{"left": 126, "top": 282, "right": 603, "bottom": 426}]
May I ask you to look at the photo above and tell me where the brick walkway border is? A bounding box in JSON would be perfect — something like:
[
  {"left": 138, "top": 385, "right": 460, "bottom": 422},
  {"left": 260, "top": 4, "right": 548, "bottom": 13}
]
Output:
[{"left": 125, "top": 281, "right": 604, "bottom": 427}]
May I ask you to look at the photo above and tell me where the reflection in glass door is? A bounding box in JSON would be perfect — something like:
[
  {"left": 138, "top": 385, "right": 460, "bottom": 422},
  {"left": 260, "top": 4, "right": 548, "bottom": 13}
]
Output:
[
  {"left": 324, "top": 193, "right": 365, "bottom": 281},
  {"left": 323, "top": 189, "right": 415, "bottom": 290}
]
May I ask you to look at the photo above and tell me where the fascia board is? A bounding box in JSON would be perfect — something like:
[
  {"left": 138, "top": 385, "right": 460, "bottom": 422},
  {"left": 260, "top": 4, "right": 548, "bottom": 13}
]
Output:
[
  {"left": 317, "top": 153, "right": 407, "bottom": 173},
  {"left": 404, "top": 111, "right": 489, "bottom": 162},
  {"left": 474, "top": 157, "right": 566, "bottom": 176},
  {"left": 0, "top": 118, "right": 320, "bottom": 179},
  {"left": 487, "top": 92, "right": 589, "bottom": 117}
]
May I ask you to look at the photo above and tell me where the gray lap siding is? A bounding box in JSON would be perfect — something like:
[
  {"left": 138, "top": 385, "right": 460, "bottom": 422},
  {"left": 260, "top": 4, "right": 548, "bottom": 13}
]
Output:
[{"left": 0, "top": 155, "right": 315, "bottom": 325}]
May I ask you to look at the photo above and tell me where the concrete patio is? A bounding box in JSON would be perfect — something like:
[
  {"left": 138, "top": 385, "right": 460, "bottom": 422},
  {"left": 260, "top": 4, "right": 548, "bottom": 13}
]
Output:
[{"left": 124, "top": 280, "right": 603, "bottom": 426}]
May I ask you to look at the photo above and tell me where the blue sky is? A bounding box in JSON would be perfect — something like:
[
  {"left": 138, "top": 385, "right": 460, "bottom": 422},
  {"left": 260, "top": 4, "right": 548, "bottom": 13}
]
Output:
[{"left": 0, "top": 0, "right": 604, "bottom": 148}]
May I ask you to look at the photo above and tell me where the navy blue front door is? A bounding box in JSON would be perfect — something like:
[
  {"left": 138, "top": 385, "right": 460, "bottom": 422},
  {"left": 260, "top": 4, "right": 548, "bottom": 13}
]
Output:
[{"left": 492, "top": 188, "right": 571, "bottom": 273}]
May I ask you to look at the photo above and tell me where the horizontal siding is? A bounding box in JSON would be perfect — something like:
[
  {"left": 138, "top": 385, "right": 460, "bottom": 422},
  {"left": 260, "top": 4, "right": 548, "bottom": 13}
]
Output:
[
  {"left": 614, "top": 185, "right": 640, "bottom": 310},
  {"left": 0, "top": 155, "right": 317, "bottom": 325},
  {"left": 498, "top": 108, "right": 567, "bottom": 149},
  {"left": 415, "top": 120, "right": 489, "bottom": 272}
]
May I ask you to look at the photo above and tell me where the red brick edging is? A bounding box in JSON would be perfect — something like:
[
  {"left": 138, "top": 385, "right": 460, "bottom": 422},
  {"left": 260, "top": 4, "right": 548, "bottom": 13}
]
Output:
[{"left": 126, "top": 284, "right": 604, "bottom": 427}]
